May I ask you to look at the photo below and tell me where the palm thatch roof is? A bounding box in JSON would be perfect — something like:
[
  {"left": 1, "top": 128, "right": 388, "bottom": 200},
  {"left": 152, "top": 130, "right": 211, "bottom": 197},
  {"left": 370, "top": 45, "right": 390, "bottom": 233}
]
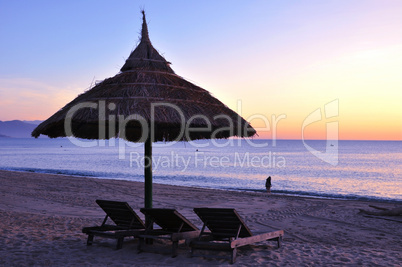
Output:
[{"left": 32, "top": 11, "right": 256, "bottom": 142}]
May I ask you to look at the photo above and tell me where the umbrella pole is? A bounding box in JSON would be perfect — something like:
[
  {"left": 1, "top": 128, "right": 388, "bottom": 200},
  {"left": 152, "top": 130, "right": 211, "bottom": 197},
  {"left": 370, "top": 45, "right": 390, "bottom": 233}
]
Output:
[{"left": 144, "top": 130, "right": 152, "bottom": 229}]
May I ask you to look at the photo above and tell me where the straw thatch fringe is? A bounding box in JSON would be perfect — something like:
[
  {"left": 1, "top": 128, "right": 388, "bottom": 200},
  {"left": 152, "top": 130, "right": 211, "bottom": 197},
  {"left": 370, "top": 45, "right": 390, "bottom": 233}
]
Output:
[{"left": 32, "top": 11, "right": 256, "bottom": 142}]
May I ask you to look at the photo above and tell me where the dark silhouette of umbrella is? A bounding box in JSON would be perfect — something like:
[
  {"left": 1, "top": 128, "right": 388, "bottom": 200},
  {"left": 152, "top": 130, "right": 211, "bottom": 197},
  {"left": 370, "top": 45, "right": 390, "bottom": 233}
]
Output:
[{"left": 32, "top": 11, "right": 256, "bottom": 225}]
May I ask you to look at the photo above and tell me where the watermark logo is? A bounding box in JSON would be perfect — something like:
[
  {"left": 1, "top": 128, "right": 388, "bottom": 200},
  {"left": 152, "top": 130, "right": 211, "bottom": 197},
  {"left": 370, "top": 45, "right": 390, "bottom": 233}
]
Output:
[
  {"left": 302, "top": 99, "right": 339, "bottom": 166},
  {"left": 129, "top": 151, "right": 286, "bottom": 172},
  {"left": 62, "top": 98, "right": 339, "bottom": 166}
]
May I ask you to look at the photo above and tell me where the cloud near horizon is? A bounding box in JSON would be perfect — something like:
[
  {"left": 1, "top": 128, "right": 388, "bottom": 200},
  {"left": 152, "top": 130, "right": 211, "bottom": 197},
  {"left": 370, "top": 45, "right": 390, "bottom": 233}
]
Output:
[{"left": 0, "top": 78, "right": 80, "bottom": 121}]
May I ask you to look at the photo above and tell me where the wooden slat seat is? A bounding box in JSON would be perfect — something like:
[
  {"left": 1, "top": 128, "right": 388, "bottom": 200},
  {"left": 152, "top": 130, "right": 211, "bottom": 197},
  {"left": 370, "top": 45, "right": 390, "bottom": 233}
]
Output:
[
  {"left": 138, "top": 208, "right": 199, "bottom": 257},
  {"left": 82, "top": 200, "right": 145, "bottom": 249},
  {"left": 190, "top": 208, "right": 284, "bottom": 264}
]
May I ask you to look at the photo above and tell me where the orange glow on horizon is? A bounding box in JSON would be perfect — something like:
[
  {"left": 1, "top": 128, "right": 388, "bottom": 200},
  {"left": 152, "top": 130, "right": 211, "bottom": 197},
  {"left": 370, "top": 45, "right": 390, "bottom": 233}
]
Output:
[{"left": 249, "top": 117, "right": 401, "bottom": 141}]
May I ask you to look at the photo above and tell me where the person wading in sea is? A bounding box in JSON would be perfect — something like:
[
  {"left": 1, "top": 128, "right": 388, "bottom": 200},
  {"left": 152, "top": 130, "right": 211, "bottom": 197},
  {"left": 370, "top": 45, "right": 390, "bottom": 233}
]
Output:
[{"left": 265, "top": 176, "right": 272, "bottom": 193}]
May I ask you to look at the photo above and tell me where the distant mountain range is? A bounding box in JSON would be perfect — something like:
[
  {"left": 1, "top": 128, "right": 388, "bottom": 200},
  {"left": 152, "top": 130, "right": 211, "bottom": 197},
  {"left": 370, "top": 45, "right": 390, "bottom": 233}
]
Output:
[{"left": 0, "top": 120, "right": 43, "bottom": 138}]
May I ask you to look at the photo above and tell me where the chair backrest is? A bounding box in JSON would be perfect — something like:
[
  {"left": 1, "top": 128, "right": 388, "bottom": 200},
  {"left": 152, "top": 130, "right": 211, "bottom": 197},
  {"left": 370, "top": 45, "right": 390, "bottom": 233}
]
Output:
[
  {"left": 193, "top": 208, "right": 253, "bottom": 238},
  {"left": 140, "top": 208, "right": 198, "bottom": 232},
  {"left": 96, "top": 199, "right": 145, "bottom": 229}
]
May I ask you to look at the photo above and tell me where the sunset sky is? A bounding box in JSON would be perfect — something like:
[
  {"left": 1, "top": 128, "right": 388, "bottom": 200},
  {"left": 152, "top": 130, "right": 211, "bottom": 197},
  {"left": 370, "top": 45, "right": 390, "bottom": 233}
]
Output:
[{"left": 0, "top": 1, "right": 401, "bottom": 140}]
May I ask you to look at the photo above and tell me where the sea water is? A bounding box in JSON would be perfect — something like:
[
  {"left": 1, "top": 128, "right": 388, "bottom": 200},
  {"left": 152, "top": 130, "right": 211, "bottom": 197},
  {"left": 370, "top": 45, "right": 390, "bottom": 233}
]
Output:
[{"left": 0, "top": 138, "right": 401, "bottom": 202}]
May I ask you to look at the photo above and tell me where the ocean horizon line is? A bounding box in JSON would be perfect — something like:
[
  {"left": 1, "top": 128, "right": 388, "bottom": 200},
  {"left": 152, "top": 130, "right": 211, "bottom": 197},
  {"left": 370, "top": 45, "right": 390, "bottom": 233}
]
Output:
[{"left": 1, "top": 136, "right": 401, "bottom": 142}]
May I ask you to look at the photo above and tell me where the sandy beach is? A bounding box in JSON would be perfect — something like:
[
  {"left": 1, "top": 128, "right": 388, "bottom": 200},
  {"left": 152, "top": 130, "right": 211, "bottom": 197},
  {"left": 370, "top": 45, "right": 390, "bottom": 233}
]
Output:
[{"left": 0, "top": 170, "right": 401, "bottom": 266}]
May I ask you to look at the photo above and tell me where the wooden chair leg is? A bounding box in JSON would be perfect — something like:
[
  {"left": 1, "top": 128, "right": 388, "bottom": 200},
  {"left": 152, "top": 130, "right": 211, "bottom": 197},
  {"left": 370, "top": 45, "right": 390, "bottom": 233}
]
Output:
[
  {"left": 137, "top": 237, "right": 144, "bottom": 253},
  {"left": 277, "top": 236, "right": 282, "bottom": 248},
  {"left": 172, "top": 241, "right": 178, "bottom": 258},
  {"left": 231, "top": 247, "right": 237, "bottom": 264},
  {"left": 116, "top": 237, "right": 124, "bottom": 250},
  {"left": 87, "top": 234, "right": 94, "bottom": 246},
  {"left": 190, "top": 247, "right": 194, "bottom": 258}
]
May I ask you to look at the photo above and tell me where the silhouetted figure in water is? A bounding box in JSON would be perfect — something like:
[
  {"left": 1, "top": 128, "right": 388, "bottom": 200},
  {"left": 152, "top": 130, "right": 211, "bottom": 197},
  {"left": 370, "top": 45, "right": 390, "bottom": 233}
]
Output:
[{"left": 265, "top": 176, "right": 272, "bottom": 193}]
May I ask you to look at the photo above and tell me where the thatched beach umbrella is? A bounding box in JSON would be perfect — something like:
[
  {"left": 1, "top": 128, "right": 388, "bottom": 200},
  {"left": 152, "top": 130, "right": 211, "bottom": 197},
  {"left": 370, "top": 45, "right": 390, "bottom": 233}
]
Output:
[{"left": 32, "top": 11, "right": 256, "bottom": 223}]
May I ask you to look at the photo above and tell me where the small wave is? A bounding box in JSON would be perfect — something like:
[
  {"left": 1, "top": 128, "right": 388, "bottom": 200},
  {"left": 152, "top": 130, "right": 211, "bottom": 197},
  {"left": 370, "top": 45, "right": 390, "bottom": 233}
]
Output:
[
  {"left": 0, "top": 167, "right": 99, "bottom": 177},
  {"left": 233, "top": 187, "right": 402, "bottom": 203}
]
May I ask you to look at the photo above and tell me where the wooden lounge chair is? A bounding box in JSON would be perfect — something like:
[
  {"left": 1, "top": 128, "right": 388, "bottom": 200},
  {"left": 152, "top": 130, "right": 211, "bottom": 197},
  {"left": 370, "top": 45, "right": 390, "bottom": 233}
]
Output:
[
  {"left": 82, "top": 200, "right": 145, "bottom": 249},
  {"left": 138, "top": 208, "right": 200, "bottom": 257},
  {"left": 190, "top": 208, "right": 284, "bottom": 264}
]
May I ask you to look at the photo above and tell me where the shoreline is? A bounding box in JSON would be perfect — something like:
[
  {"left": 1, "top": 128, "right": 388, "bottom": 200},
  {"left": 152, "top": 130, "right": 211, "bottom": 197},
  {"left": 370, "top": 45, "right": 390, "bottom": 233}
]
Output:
[
  {"left": 2, "top": 167, "right": 401, "bottom": 204},
  {"left": 1, "top": 170, "right": 401, "bottom": 266}
]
